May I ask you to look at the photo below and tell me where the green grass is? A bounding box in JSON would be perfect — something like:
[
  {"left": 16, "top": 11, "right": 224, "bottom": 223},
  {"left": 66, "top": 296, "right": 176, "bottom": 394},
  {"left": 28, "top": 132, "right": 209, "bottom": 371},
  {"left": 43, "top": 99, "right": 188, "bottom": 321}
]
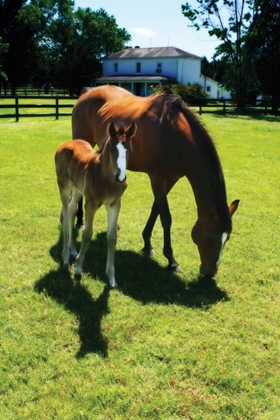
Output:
[{"left": 0, "top": 114, "right": 279, "bottom": 419}]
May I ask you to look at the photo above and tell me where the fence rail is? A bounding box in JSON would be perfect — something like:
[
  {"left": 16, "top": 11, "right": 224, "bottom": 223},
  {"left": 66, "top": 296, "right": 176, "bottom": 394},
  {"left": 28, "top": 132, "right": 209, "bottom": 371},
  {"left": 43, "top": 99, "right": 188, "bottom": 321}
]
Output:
[
  {"left": 0, "top": 95, "right": 77, "bottom": 121},
  {"left": 0, "top": 95, "right": 277, "bottom": 121}
]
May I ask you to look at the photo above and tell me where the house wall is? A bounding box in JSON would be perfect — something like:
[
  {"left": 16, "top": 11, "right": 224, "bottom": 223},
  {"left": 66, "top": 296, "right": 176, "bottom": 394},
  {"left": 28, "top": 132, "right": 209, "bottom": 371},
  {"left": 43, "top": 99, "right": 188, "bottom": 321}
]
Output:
[
  {"left": 177, "top": 58, "right": 201, "bottom": 84},
  {"left": 103, "top": 57, "right": 178, "bottom": 78},
  {"left": 199, "top": 75, "right": 219, "bottom": 99}
]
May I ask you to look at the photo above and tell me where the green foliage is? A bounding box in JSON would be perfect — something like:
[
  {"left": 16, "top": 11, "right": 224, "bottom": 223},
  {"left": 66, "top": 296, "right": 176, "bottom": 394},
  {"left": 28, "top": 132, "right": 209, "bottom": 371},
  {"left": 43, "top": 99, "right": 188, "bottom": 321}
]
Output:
[
  {"left": 153, "top": 82, "right": 208, "bottom": 104},
  {"left": 0, "top": 36, "right": 8, "bottom": 81},
  {"left": 245, "top": 0, "right": 280, "bottom": 110},
  {"left": 181, "top": 0, "right": 256, "bottom": 112},
  {"left": 0, "top": 1, "right": 131, "bottom": 93},
  {"left": 0, "top": 115, "right": 279, "bottom": 418}
]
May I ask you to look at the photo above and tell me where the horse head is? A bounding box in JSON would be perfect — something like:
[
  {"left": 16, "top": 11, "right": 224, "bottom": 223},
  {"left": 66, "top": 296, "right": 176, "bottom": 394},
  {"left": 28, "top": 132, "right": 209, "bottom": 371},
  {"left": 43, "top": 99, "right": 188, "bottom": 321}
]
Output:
[
  {"left": 108, "top": 121, "right": 136, "bottom": 183},
  {"left": 191, "top": 200, "right": 239, "bottom": 278}
]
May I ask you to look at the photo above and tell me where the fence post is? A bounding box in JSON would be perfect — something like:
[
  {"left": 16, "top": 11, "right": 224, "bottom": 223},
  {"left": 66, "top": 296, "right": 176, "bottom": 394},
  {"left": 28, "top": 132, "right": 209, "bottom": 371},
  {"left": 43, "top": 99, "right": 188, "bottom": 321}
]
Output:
[
  {"left": 265, "top": 100, "right": 268, "bottom": 115},
  {"left": 15, "top": 95, "right": 19, "bottom": 122},
  {"left": 55, "top": 95, "right": 59, "bottom": 120},
  {"left": 223, "top": 99, "right": 226, "bottom": 115}
]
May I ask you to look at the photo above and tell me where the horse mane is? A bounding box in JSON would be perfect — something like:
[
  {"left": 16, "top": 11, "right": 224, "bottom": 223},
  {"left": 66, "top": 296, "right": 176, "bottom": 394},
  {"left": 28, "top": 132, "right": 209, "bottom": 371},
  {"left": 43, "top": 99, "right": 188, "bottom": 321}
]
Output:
[{"left": 150, "top": 93, "right": 230, "bottom": 225}]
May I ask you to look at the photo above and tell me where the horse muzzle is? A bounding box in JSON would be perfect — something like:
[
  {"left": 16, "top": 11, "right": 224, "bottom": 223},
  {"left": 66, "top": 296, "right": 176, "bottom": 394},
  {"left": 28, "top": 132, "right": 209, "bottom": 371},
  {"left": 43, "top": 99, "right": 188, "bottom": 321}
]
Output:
[{"left": 199, "top": 264, "right": 218, "bottom": 279}]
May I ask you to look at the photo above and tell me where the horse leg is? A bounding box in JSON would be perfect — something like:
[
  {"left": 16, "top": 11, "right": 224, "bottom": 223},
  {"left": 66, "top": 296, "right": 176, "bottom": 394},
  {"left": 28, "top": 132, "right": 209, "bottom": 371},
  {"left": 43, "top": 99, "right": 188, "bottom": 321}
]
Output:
[
  {"left": 105, "top": 200, "right": 121, "bottom": 289},
  {"left": 142, "top": 201, "right": 158, "bottom": 256},
  {"left": 75, "top": 199, "right": 96, "bottom": 277},
  {"left": 142, "top": 178, "right": 179, "bottom": 259},
  {"left": 76, "top": 197, "right": 84, "bottom": 228},
  {"left": 145, "top": 176, "right": 180, "bottom": 271}
]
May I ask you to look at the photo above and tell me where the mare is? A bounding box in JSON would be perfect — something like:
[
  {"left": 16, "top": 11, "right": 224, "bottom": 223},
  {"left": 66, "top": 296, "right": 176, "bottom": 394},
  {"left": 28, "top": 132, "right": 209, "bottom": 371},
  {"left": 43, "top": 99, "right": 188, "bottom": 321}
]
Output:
[
  {"left": 55, "top": 121, "right": 136, "bottom": 288},
  {"left": 72, "top": 85, "right": 239, "bottom": 278}
]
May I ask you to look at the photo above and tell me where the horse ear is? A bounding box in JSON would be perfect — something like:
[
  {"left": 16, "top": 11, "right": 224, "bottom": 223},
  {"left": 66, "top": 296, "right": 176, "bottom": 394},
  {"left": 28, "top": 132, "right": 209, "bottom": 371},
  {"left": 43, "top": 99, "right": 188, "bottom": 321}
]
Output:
[
  {"left": 229, "top": 199, "right": 239, "bottom": 217},
  {"left": 108, "top": 121, "right": 116, "bottom": 136},
  {"left": 126, "top": 122, "right": 137, "bottom": 138}
]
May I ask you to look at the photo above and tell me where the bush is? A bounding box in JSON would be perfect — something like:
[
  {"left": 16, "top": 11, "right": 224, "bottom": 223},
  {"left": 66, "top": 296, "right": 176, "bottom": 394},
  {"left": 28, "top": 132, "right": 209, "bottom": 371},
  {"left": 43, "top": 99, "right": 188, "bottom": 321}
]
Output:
[{"left": 153, "top": 82, "right": 209, "bottom": 105}]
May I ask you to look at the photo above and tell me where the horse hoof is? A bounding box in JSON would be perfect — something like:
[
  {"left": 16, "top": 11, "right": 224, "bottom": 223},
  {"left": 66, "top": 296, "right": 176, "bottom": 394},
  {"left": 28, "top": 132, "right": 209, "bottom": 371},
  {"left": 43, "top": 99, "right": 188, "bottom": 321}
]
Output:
[
  {"left": 167, "top": 263, "right": 181, "bottom": 272},
  {"left": 75, "top": 223, "right": 84, "bottom": 229},
  {"left": 142, "top": 247, "right": 155, "bottom": 257}
]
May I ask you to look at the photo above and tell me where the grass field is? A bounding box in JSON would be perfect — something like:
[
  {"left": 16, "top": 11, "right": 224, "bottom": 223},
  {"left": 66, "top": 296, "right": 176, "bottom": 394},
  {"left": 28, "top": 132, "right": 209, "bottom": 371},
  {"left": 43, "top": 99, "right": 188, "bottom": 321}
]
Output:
[{"left": 0, "top": 113, "right": 279, "bottom": 419}]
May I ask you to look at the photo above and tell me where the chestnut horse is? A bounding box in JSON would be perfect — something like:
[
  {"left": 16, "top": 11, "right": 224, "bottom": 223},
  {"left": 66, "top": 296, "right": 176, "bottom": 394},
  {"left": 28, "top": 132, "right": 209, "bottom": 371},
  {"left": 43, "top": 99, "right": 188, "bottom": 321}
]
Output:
[
  {"left": 72, "top": 85, "right": 239, "bottom": 278},
  {"left": 55, "top": 121, "right": 136, "bottom": 288}
]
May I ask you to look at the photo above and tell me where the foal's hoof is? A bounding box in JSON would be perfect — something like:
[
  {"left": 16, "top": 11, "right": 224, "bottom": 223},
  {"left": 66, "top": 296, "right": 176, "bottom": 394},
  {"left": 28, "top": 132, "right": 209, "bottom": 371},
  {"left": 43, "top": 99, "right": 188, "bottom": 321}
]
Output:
[
  {"left": 74, "top": 267, "right": 82, "bottom": 278},
  {"left": 62, "top": 262, "right": 70, "bottom": 270}
]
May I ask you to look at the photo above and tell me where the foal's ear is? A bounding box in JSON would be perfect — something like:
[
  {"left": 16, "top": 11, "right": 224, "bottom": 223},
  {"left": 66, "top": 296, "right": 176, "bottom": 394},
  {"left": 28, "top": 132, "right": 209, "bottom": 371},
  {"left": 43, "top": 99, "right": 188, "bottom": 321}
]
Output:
[
  {"left": 229, "top": 199, "right": 240, "bottom": 217},
  {"left": 126, "top": 122, "right": 137, "bottom": 138}
]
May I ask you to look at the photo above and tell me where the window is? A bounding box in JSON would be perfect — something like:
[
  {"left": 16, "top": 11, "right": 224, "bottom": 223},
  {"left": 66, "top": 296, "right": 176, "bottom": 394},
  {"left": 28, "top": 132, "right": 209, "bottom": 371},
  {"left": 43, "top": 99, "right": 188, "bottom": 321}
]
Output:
[
  {"left": 114, "top": 63, "right": 118, "bottom": 72},
  {"left": 206, "top": 85, "right": 211, "bottom": 92},
  {"left": 156, "top": 63, "right": 162, "bottom": 73},
  {"left": 136, "top": 62, "right": 141, "bottom": 73}
]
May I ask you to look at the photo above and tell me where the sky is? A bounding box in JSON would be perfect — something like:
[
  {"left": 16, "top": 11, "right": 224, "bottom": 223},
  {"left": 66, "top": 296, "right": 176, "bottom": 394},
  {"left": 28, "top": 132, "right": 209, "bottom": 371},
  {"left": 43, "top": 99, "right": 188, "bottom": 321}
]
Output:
[{"left": 74, "top": 0, "right": 221, "bottom": 60}]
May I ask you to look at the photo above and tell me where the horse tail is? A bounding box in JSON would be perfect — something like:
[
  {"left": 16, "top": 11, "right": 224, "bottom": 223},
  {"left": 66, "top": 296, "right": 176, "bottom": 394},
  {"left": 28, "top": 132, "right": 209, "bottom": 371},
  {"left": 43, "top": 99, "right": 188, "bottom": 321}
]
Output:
[{"left": 72, "top": 93, "right": 107, "bottom": 147}]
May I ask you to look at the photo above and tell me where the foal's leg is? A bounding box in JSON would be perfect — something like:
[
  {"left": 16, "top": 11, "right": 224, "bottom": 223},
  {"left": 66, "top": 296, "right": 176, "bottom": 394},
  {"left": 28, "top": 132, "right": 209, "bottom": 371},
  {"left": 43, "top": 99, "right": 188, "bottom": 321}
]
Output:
[
  {"left": 58, "top": 183, "right": 73, "bottom": 268},
  {"left": 142, "top": 177, "right": 180, "bottom": 271},
  {"left": 105, "top": 200, "right": 121, "bottom": 288},
  {"left": 75, "top": 199, "right": 96, "bottom": 276},
  {"left": 68, "top": 188, "right": 82, "bottom": 258},
  {"left": 61, "top": 201, "right": 71, "bottom": 267}
]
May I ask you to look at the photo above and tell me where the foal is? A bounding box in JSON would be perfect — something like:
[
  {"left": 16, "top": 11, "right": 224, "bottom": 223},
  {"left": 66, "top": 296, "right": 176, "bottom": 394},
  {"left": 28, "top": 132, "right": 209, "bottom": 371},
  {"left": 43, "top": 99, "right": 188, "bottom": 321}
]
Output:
[{"left": 55, "top": 121, "right": 136, "bottom": 288}]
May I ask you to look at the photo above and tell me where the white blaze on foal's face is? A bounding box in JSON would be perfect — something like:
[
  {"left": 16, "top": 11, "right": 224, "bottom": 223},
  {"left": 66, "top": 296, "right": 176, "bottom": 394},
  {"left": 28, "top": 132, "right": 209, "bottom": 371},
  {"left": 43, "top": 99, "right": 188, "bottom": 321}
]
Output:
[
  {"left": 116, "top": 142, "right": 127, "bottom": 182},
  {"left": 217, "top": 232, "right": 228, "bottom": 266}
]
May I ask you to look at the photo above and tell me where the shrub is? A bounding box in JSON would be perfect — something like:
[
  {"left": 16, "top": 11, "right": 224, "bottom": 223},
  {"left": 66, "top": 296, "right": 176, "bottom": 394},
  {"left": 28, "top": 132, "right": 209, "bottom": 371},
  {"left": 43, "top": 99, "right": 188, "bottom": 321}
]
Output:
[{"left": 153, "top": 82, "right": 209, "bottom": 105}]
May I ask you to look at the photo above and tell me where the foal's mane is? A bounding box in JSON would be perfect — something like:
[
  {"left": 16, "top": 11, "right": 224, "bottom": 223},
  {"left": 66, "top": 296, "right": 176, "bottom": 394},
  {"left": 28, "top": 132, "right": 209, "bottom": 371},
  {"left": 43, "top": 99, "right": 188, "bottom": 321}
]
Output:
[{"left": 151, "top": 93, "right": 230, "bottom": 222}]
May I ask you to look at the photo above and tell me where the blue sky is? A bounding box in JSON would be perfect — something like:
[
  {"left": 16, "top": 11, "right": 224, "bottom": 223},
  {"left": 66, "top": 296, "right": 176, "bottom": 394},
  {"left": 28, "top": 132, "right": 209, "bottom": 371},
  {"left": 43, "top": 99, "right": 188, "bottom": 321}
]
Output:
[{"left": 74, "top": 0, "right": 221, "bottom": 60}]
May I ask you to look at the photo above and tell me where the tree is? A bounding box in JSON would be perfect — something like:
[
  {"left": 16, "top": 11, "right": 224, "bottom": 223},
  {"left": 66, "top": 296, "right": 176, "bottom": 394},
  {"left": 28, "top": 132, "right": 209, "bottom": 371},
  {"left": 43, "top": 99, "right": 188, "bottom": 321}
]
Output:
[
  {"left": 0, "top": 36, "right": 8, "bottom": 87},
  {"left": 44, "top": 7, "right": 131, "bottom": 93},
  {"left": 182, "top": 0, "right": 254, "bottom": 112},
  {"left": 0, "top": 1, "right": 131, "bottom": 93},
  {"left": 0, "top": 0, "right": 32, "bottom": 93},
  {"left": 246, "top": 0, "right": 280, "bottom": 112}
]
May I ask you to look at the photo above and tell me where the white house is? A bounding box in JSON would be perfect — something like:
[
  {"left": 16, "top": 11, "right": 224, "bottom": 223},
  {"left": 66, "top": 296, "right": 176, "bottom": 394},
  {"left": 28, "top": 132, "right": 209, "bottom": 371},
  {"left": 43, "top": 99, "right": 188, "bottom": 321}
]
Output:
[{"left": 95, "top": 46, "right": 223, "bottom": 99}]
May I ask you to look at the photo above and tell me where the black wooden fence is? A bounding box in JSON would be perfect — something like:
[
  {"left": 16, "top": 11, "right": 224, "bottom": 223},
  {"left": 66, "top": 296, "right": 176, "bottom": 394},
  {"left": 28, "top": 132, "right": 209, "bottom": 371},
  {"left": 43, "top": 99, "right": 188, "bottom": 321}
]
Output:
[
  {"left": 0, "top": 95, "right": 277, "bottom": 121},
  {"left": 0, "top": 95, "right": 77, "bottom": 121}
]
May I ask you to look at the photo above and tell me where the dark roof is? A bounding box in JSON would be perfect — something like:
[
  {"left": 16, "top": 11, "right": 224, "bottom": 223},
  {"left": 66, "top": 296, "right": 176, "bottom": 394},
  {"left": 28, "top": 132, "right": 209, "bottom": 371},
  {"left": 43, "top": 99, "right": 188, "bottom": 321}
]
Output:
[{"left": 105, "top": 46, "right": 202, "bottom": 60}]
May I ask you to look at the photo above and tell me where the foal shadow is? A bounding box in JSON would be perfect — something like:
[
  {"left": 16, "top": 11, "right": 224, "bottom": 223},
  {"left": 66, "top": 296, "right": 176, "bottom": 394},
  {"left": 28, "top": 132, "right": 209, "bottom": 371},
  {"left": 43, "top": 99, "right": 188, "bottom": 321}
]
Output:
[
  {"left": 35, "top": 227, "right": 229, "bottom": 358},
  {"left": 35, "top": 227, "right": 110, "bottom": 358},
  {"left": 34, "top": 268, "right": 110, "bottom": 358}
]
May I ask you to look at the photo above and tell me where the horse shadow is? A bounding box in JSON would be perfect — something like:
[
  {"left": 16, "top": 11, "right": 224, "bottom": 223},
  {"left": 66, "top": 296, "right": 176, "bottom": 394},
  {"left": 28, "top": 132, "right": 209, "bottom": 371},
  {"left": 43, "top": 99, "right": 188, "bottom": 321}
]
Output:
[
  {"left": 34, "top": 227, "right": 229, "bottom": 358},
  {"left": 83, "top": 231, "right": 229, "bottom": 308}
]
